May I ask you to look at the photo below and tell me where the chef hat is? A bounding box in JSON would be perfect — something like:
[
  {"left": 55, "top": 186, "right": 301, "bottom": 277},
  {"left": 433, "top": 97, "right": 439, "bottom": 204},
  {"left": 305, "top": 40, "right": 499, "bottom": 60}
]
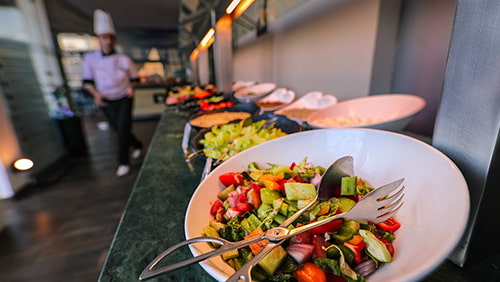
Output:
[{"left": 94, "top": 9, "right": 116, "bottom": 35}]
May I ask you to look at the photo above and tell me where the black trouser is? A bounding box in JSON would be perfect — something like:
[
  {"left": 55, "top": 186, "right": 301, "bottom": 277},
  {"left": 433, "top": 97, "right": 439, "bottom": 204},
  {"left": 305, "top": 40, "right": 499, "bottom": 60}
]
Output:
[{"left": 101, "top": 97, "right": 142, "bottom": 165}]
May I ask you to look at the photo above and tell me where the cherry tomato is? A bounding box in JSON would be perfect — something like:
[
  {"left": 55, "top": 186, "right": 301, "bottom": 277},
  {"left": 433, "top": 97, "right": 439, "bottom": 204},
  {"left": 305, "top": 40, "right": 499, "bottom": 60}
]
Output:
[
  {"left": 376, "top": 217, "right": 401, "bottom": 232},
  {"left": 309, "top": 219, "right": 343, "bottom": 235},
  {"left": 210, "top": 199, "right": 223, "bottom": 216},
  {"left": 294, "top": 262, "right": 326, "bottom": 282},
  {"left": 219, "top": 172, "right": 244, "bottom": 187}
]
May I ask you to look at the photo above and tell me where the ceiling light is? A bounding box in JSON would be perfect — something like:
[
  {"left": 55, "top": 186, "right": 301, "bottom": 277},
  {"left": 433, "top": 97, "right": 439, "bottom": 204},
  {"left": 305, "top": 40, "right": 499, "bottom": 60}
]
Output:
[
  {"left": 13, "top": 158, "right": 34, "bottom": 171},
  {"left": 200, "top": 28, "right": 215, "bottom": 48}
]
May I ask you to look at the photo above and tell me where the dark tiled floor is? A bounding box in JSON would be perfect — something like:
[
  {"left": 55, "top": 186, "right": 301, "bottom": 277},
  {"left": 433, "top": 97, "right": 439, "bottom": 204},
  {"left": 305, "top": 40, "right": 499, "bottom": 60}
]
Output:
[{"left": 0, "top": 112, "right": 158, "bottom": 282}]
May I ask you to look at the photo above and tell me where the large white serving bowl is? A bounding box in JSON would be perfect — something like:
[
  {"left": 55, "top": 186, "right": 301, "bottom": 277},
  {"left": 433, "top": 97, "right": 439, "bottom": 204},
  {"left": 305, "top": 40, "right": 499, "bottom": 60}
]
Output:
[
  {"left": 185, "top": 129, "right": 469, "bottom": 282},
  {"left": 307, "top": 94, "right": 426, "bottom": 131},
  {"left": 233, "top": 82, "right": 277, "bottom": 103}
]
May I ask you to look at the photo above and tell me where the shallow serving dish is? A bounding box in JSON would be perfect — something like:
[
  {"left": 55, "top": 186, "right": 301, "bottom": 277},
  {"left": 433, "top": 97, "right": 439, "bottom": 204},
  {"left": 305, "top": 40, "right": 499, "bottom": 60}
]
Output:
[
  {"left": 233, "top": 82, "right": 277, "bottom": 103},
  {"left": 307, "top": 94, "right": 426, "bottom": 131},
  {"left": 191, "top": 113, "right": 302, "bottom": 161},
  {"left": 184, "top": 129, "right": 469, "bottom": 282},
  {"left": 188, "top": 102, "right": 261, "bottom": 130},
  {"left": 275, "top": 91, "right": 338, "bottom": 122},
  {"left": 255, "top": 88, "right": 296, "bottom": 112}
]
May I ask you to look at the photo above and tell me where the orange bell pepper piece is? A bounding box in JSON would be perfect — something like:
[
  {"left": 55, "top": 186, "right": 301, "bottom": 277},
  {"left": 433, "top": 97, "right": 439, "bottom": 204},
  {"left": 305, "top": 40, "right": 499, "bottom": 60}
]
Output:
[
  {"left": 294, "top": 262, "right": 326, "bottom": 282},
  {"left": 346, "top": 234, "right": 364, "bottom": 245},
  {"left": 244, "top": 227, "right": 268, "bottom": 255}
]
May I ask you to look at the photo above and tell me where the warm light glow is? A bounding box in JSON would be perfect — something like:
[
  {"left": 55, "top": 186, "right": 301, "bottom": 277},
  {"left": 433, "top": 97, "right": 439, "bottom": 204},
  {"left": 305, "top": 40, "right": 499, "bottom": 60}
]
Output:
[
  {"left": 226, "top": 0, "right": 241, "bottom": 14},
  {"left": 200, "top": 28, "right": 215, "bottom": 48},
  {"left": 13, "top": 158, "right": 34, "bottom": 171},
  {"left": 147, "top": 47, "right": 160, "bottom": 61},
  {"left": 229, "top": 0, "right": 255, "bottom": 19},
  {"left": 190, "top": 48, "right": 199, "bottom": 60}
]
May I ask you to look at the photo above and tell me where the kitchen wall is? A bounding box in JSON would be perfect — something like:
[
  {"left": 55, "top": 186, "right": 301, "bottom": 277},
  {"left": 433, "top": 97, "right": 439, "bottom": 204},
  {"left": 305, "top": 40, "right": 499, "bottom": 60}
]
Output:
[
  {"left": 233, "top": 0, "right": 380, "bottom": 101},
  {"left": 231, "top": 0, "right": 456, "bottom": 137}
]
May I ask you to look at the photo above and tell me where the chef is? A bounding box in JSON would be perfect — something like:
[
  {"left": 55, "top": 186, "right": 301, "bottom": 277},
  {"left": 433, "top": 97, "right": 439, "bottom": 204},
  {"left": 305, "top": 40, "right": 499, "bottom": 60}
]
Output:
[{"left": 82, "top": 9, "right": 143, "bottom": 177}]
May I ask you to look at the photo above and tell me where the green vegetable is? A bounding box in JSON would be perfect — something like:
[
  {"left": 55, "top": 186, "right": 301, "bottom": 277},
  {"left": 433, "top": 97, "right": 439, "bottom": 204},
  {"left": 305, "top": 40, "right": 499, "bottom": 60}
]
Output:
[
  {"left": 217, "top": 184, "right": 235, "bottom": 200},
  {"left": 257, "top": 245, "right": 288, "bottom": 276},
  {"left": 201, "top": 120, "right": 287, "bottom": 161},
  {"left": 257, "top": 203, "right": 272, "bottom": 220},
  {"left": 209, "top": 221, "right": 226, "bottom": 232},
  {"left": 202, "top": 226, "right": 221, "bottom": 248},
  {"left": 260, "top": 188, "right": 281, "bottom": 204},
  {"left": 338, "top": 197, "right": 357, "bottom": 213},
  {"left": 359, "top": 229, "right": 392, "bottom": 262},
  {"left": 284, "top": 182, "right": 316, "bottom": 200},
  {"left": 333, "top": 220, "right": 360, "bottom": 242},
  {"left": 341, "top": 176, "right": 357, "bottom": 196},
  {"left": 240, "top": 214, "right": 262, "bottom": 234},
  {"left": 222, "top": 248, "right": 240, "bottom": 260}
]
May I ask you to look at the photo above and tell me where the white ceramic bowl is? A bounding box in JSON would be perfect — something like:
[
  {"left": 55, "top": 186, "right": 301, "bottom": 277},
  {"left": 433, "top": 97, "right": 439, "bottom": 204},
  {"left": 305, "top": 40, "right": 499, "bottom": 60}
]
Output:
[
  {"left": 256, "top": 88, "right": 296, "bottom": 112},
  {"left": 275, "top": 91, "right": 338, "bottom": 122},
  {"left": 233, "top": 83, "right": 277, "bottom": 103},
  {"left": 232, "top": 80, "right": 256, "bottom": 91},
  {"left": 185, "top": 129, "right": 469, "bottom": 282},
  {"left": 307, "top": 94, "right": 426, "bottom": 131}
]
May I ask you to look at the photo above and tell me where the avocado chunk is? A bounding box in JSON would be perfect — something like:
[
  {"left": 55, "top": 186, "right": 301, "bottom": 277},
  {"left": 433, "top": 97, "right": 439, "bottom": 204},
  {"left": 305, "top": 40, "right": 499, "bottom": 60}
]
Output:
[{"left": 257, "top": 245, "right": 288, "bottom": 276}]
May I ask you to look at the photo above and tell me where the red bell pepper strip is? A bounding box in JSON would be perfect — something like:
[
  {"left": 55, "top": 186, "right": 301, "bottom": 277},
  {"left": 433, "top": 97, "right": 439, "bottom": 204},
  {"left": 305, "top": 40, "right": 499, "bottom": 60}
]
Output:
[
  {"left": 344, "top": 241, "right": 366, "bottom": 265},
  {"left": 219, "top": 172, "right": 244, "bottom": 187},
  {"left": 376, "top": 217, "right": 401, "bottom": 232}
]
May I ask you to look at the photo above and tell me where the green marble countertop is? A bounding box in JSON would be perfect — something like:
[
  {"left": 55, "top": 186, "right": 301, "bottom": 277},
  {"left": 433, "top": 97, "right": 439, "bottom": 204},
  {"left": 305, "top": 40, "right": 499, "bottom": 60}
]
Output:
[{"left": 99, "top": 109, "right": 215, "bottom": 282}]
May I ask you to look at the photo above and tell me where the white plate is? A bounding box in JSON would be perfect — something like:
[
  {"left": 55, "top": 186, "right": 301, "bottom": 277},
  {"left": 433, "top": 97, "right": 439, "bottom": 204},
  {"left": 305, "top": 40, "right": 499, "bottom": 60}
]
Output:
[
  {"left": 256, "top": 88, "right": 296, "bottom": 112},
  {"left": 185, "top": 129, "right": 469, "bottom": 282},
  {"left": 307, "top": 94, "right": 426, "bottom": 131},
  {"left": 233, "top": 83, "right": 277, "bottom": 103}
]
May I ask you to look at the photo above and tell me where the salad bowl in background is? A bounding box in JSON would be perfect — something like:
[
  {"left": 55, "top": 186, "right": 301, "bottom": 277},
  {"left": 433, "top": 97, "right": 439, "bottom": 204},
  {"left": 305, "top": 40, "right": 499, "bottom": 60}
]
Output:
[
  {"left": 233, "top": 82, "right": 277, "bottom": 103},
  {"left": 256, "top": 88, "right": 296, "bottom": 112},
  {"left": 275, "top": 91, "right": 338, "bottom": 122},
  {"left": 184, "top": 129, "right": 469, "bottom": 282},
  {"left": 307, "top": 94, "right": 426, "bottom": 131}
]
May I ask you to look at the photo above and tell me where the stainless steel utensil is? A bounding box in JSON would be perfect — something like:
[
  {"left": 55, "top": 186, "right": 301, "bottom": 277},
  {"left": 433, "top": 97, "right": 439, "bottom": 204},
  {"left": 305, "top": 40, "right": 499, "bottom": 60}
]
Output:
[{"left": 139, "top": 156, "right": 404, "bottom": 281}]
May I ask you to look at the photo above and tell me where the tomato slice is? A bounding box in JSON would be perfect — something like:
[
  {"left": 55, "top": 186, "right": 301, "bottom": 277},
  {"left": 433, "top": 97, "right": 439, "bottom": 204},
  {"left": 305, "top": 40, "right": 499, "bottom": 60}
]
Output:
[
  {"left": 379, "top": 238, "right": 395, "bottom": 256},
  {"left": 376, "top": 217, "right": 401, "bottom": 231},
  {"left": 219, "top": 172, "right": 244, "bottom": 187},
  {"left": 290, "top": 223, "right": 313, "bottom": 245},
  {"left": 312, "top": 235, "right": 329, "bottom": 258},
  {"left": 210, "top": 199, "right": 223, "bottom": 216},
  {"left": 309, "top": 219, "right": 343, "bottom": 235},
  {"left": 344, "top": 241, "right": 366, "bottom": 265}
]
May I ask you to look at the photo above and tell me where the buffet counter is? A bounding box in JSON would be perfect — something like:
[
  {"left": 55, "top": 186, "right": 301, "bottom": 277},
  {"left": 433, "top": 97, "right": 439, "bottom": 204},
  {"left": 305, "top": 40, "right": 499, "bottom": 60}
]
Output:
[{"left": 98, "top": 108, "right": 215, "bottom": 281}]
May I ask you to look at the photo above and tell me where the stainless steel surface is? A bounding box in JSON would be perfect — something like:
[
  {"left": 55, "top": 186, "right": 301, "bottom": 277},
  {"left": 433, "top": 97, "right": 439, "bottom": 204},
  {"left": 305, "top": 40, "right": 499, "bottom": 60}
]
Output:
[
  {"left": 432, "top": 0, "right": 500, "bottom": 267},
  {"left": 139, "top": 177, "right": 405, "bottom": 281}
]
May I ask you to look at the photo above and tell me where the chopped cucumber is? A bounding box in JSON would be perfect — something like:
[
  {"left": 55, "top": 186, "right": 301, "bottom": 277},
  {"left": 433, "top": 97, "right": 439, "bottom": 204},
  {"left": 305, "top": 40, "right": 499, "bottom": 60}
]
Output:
[
  {"left": 260, "top": 188, "right": 281, "bottom": 204},
  {"left": 359, "top": 229, "right": 393, "bottom": 262},
  {"left": 284, "top": 182, "right": 316, "bottom": 200},
  {"left": 341, "top": 176, "right": 357, "bottom": 196},
  {"left": 257, "top": 245, "right": 288, "bottom": 276}
]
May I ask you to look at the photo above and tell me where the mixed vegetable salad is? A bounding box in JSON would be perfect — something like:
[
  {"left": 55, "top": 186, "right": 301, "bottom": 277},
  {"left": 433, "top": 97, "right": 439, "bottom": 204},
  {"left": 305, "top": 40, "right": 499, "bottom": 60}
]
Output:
[{"left": 204, "top": 158, "right": 401, "bottom": 282}]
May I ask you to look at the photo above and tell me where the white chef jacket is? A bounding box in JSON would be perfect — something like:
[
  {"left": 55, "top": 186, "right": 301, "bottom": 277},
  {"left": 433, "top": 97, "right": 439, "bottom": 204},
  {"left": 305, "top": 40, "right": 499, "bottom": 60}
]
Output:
[{"left": 82, "top": 51, "right": 139, "bottom": 101}]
